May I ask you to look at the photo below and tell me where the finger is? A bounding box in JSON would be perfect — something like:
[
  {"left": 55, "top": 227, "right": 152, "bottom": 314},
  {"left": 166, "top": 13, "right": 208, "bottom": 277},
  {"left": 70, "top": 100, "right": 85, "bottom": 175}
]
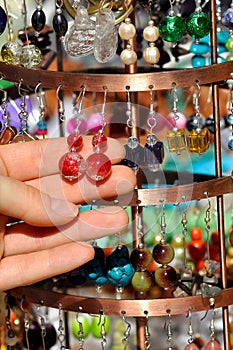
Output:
[
  {"left": 0, "top": 175, "right": 79, "bottom": 226},
  {"left": 27, "top": 165, "right": 136, "bottom": 204},
  {"left": 0, "top": 136, "right": 125, "bottom": 180},
  {"left": 4, "top": 207, "right": 129, "bottom": 256},
  {"left": 0, "top": 242, "right": 94, "bottom": 291}
]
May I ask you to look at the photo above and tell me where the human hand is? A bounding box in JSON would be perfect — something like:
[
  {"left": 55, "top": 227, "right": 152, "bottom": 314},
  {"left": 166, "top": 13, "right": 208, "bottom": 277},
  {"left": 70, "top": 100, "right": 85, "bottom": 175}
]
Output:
[{"left": 0, "top": 136, "right": 136, "bottom": 290}]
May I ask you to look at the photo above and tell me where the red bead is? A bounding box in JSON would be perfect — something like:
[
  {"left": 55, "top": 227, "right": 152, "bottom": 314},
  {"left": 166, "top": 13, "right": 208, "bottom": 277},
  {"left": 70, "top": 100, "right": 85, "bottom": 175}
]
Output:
[
  {"left": 67, "top": 133, "right": 83, "bottom": 151},
  {"left": 92, "top": 133, "right": 107, "bottom": 150},
  {"left": 152, "top": 241, "right": 175, "bottom": 265},
  {"left": 130, "top": 247, "right": 153, "bottom": 270},
  {"left": 204, "top": 340, "right": 222, "bottom": 350},
  {"left": 184, "top": 342, "right": 200, "bottom": 350},
  {"left": 59, "top": 151, "right": 86, "bottom": 181},
  {"left": 154, "top": 265, "right": 177, "bottom": 289},
  {"left": 86, "top": 153, "right": 111, "bottom": 182}
]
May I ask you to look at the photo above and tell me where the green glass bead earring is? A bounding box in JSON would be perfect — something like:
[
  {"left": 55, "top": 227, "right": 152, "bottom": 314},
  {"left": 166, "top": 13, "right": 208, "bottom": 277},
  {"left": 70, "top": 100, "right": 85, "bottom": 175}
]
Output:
[{"left": 186, "top": 0, "right": 211, "bottom": 42}]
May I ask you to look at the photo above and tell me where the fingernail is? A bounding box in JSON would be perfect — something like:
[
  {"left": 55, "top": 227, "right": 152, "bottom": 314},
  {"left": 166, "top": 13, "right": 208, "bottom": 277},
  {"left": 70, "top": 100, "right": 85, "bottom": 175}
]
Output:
[{"left": 51, "top": 198, "right": 79, "bottom": 218}]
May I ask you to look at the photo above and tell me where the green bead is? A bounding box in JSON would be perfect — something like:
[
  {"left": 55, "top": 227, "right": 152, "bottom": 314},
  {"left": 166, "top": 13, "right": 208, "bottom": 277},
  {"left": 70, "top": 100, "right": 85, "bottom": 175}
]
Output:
[
  {"left": 226, "top": 37, "right": 233, "bottom": 52},
  {"left": 131, "top": 270, "right": 154, "bottom": 293},
  {"left": 159, "top": 14, "right": 185, "bottom": 43},
  {"left": 186, "top": 11, "right": 211, "bottom": 40}
]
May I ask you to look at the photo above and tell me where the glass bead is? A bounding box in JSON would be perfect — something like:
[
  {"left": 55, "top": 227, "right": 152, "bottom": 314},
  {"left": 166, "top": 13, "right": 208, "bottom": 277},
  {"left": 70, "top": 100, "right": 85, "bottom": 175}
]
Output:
[
  {"left": 167, "top": 128, "right": 186, "bottom": 153},
  {"left": 152, "top": 241, "right": 175, "bottom": 265},
  {"left": 187, "top": 128, "right": 210, "bottom": 154},
  {"left": 145, "top": 134, "right": 164, "bottom": 167},
  {"left": 189, "top": 42, "right": 210, "bottom": 55},
  {"left": 72, "top": 316, "right": 90, "bottom": 340},
  {"left": 158, "top": 14, "right": 185, "bottom": 43},
  {"left": 192, "top": 54, "right": 206, "bottom": 68},
  {"left": 228, "top": 136, "right": 233, "bottom": 150},
  {"left": 59, "top": 151, "right": 86, "bottom": 181},
  {"left": 92, "top": 133, "right": 107, "bottom": 150},
  {"left": 227, "top": 113, "right": 233, "bottom": 125},
  {"left": 79, "top": 246, "right": 108, "bottom": 286},
  {"left": 130, "top": 247, "right": 153, "bottom": 270},
  {"left": 188, "top": 227, "right": 206, "bottom": 261},
  {"left": 0, "top": 126, "right": 17, "bottom": 144},
  {"left": 1, "top": 41, "right": 22, "bottom": 65},
  {"left": 128, "top": 136, "right": 139, "bottom": 149},
  {"left": 31, "top": 7, "right": 46, "bottom": 33},
  {"left": 122, "top": 142, "right": 144, "bottom": 170},
  {"left": 154, "top": 265, "right": 177, "bottom": 289},
  {"left": 64, "top": 6, "right": 96, "bottom": 56},
  {"left": 0, "top": 6, "right": 7, "bottom": 35},
  {"left": 118, "top": 18, "right": 136, "bottom": 40},
  {"left": 222, "top": 7, "right": 233, "bottom": 29},
  {"left": 186, "top": 113, "right": 206, "bottom": 131},
  {"left": 143, "top": 43, "right": 160, "bottom": 64},
  {"left": 186, "top": 11, "right": 211, "bottom": 40},
  {"left": 184, "top": 342, "right": 200, "bottom": 350},
  {"left": 86, "top": 152, "right": 111, "bottom": 182},
  {"left": 67, "top": 133, "right": 83, "bottom": 151},
  {"left": 106, "top": 245, "right": 135, "bottom": 288},
  {"left": 217, "top": 30, "right": 229, "bottom": 44},
  {"left": 20, "top": 44, "right": 42, "bottom": 68},
  {"left": 204, "top": 340, "right": 222, "bottom": 350},
  {"left": 131, "top": 270, "right": 154, "bottom": 292},
  {"left": 143, "top": 20, "right": 160, "bottom": 42},
  {"left": 94, "top": 8, "right": 118, "bottom": 63},
  {"left": 52, "top": 10, "right": 68, "bottom": 39},
  {"left": 226, "top": 37, "right": 233, "bottom": 52}
]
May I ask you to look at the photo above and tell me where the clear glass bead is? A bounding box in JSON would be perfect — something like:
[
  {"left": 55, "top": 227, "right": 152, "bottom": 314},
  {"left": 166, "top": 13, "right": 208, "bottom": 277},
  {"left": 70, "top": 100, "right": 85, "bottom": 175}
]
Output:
[
  {"left": 64, "top": 5, "right": 96, "bottom": 57},
  {"left": 94, "top": 8, "right": 118, "bottom": 63},
  {"left": 128, "top": 136, "right": 139, "bottom": 149},
  {"left": 20, "top": 44, "right": 42, "bottom": 68},
  {"left": 1, "top": 41, "right": 22, "bottom": 65}
]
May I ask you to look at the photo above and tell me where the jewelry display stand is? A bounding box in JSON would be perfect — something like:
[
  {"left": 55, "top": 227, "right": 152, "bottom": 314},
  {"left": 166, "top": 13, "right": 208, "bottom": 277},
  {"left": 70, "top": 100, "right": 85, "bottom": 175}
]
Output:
[{"left": 1, "top": 0, "right": 233, "bottom": 348}]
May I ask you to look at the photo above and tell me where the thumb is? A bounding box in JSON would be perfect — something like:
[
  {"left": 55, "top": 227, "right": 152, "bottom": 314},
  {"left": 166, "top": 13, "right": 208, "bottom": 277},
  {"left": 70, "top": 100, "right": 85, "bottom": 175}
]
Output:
[{"left": 0, "top": 175, "right": 79, "bottom": 227}]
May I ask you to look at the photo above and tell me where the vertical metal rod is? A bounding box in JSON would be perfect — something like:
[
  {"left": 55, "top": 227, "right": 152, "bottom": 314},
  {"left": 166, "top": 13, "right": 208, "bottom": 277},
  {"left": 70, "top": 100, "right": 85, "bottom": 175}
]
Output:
[{"left": 210, "top": 0, "right": 230, "bottom": 348}]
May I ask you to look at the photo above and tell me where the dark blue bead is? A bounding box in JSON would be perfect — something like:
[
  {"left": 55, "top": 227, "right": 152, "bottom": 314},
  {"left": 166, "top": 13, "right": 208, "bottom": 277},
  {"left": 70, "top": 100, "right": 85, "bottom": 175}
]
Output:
[
  {"left": 0, "top": 6, "right": 7, "bottom": 35},
  {"left": 53, "top": 12, "right": 68, "bottom": 37},
  {"left": 31, "top": 8, "right": 46, "bottom": 32},
  {"left": 145, "top": 141, "right": 164, "bottom": 164},
  {"left": 121, "top": 143, "right": 144, "bottom": 169},
  {"left": 222, "top": 8, "right": 233, "bottom": 29}
]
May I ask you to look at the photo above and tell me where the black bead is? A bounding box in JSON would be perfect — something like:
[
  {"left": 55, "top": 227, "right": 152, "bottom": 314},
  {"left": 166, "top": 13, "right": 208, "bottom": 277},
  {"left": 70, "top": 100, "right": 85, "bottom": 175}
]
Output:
[
  {"left": 31, "top": 8, "right": 46, "bottom": 32},
  {"left": 52, "top": 11, "right": 68, "bottom": 38},
  {"left": 0, "top": 6, "right": 7, "bottom": 35}
]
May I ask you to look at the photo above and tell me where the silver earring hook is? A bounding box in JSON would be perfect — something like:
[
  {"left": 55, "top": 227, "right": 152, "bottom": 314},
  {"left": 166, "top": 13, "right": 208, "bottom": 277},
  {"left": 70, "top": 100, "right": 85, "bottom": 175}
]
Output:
[
  {"left": 144, "top": 311, "right": 151, "bottom": 349},
  {"left": 121, "top": 311, "right": 131, "bottom": 350},
  {"left": 56, "top": 84, "right": 66, "bottom": 122}
]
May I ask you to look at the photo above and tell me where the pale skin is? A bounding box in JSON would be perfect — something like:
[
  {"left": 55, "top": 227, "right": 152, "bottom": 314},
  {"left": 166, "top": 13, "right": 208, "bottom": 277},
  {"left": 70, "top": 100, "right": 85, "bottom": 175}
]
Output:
[{"left": 0, "top": 136, "right": 136, "bottom": 291}]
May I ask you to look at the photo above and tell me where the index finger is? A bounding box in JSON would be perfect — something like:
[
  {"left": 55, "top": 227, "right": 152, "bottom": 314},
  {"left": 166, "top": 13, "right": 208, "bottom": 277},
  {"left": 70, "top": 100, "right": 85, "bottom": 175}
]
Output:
[{"left": 0, "top": 136, "right": 125, "bottom": 181}]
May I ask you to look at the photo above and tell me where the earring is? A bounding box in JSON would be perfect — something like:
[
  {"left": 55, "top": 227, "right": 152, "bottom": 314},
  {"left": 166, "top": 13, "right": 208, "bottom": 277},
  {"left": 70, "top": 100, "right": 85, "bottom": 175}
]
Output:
[
  {"left": 53, "top": 0, "right": 68, "bottom": 41},
  {"left": 167, "top": 83, "right": 187, "bottom": 154},
  {"left": 153, "top": 201, "right": 177, "bottom": 289},
  {"left": 94, "top": 7, "right": 118, "bottom": 63},
  {"left": 0, "top": 85, "right": 17, "bottom": 144},
  {"left": 121, "top": 88, "right": 144, "bottom": 172},
  {"left": 64, "top": 1, "right": 96, "bottom": 57},
  {"left": 204, "top": 299, "right": 222, "bottom": 350},
  {"left": 35, "top": 82, "right": 47, "bottom": 139},
  {"left": 226, "top": 80, "right": 233, "bottom": 151},
  {"left": 79, "top": 241, "right": 108, "bottom": 293},
  {"left": 121, "top": 311, "right": 131, "bottom": 349},
  {"left": 71, "top": 311, "right": 91, "bottom": 343},
  {"left": 144, "top": 311, "right": 151, "bottom": 349},
  {"left": 166, "top": 309, "right": 173, "bottom": 350},
  {"left": 106, "top": 233, "right": 135, "bottom": 295},
  {"left": 186, "top": 0, "right": 211, "bottom": 43},
  {"left": 187, "top": 81, "right": 210, "bottom": 154},
  {"left": 85, "top": 87, "right": 112, "bottom": 182},
  {"left": 144, "top": 87, "right": 164, "bottom": 172},
  {"left": 58, "top": 86, "right": 86, "bottom": 181},
  {"left": 130, "top": 210, "right": 154, "bottom": 294},
  {"left": 158, "top": 0, "right": 185, "bottom": 44},
  {"left": 31, "top": 0, "right": 46, "bottom": 37},
  {"left": 184, "top": 308, "right": 199, "bottom": 350},
  {"left": 91, "top": 312, "right": 111, "bottom": 347},
  {"left": 58, "top": 304, "right": 66, "bottom": 350}
]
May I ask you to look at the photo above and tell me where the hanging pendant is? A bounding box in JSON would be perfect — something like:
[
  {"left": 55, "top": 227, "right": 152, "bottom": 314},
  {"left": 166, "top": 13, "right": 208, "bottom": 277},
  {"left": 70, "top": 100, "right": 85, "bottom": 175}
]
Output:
[
  {"left": 20, "top": 44, "right": 42, "bottom": 68},
  {"left": 154, "top": 264, "right": 177, "bottom": 289},
  {"left": 31, "top": 5, "right": 46, "bottom": 35},
  {"left": 186, "top": 9, "right": 211, "bottom": 42},
  {"left": 118, "top": 17, "right": 136, "bottom": 40},
  {"left": 159, "top": 12, "right": 185, "bottom": 43},
  {"left": 94, "top": 8, "right": 118, "bottom": 63},
  {"left": 167, "top": 128, "right": 186, "bottom": 154},
  {"left": 52, "top": 6, "right": 68, "bottom": 40},
  {"left": 64, "top": 5, "right": 96, "bottom": 57},
  {"left": 144, "top": 133, "right": 164, "bottom": 172},
  {"left": 122, "top": 136, "right": 144, "bottom": 171},
  {"left": 188, "top": 128, "right": 210, "bottom": 154},
  {"left": 0, "top": 125, "right": 17, "bottom": 144},
  {"left": 204, "top": 340, "right": 222, "bottom": 350}
]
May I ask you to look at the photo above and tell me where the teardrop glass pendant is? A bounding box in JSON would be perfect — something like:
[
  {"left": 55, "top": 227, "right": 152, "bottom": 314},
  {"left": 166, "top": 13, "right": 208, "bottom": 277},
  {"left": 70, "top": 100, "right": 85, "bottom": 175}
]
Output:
[
  {"left": 64, "top": 5, "right": 96, "bottom": 57},
  {"left": 94, "top": 8, "right": 118, "bottom": 63}
]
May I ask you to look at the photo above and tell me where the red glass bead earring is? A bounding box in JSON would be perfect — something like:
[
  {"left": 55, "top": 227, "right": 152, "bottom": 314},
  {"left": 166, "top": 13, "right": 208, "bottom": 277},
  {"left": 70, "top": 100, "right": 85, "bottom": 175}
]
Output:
[
  {"left": 85, "top": 87, "right": 112, "bottom": 182},
  {"left": 59, "top": 86, "right": 86, "bottom": 181}
]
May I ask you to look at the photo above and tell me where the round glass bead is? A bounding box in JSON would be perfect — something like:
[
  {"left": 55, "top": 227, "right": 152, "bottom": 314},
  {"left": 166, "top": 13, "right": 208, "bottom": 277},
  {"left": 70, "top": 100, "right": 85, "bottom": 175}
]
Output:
[
  {"left": 222, "top": 7, "right": 233, "bottom": 29},
  {"left": 130, "top": 247, "right": 153, "bottom": 270},
  {"left": 67, "top": 133, "right": 83, "bottom": 151},
  {"left": 53, "top": 10, "right": 68, "bottom": 39},
  {"left": 228, "top": 136, "right": 233, "bottom": 150},
  {"left": 159, "top": 14, "right": 185, "bottom": 43},
  {"left": 226, "top": 37, "right": 233, "bottom": 52},
  {"left": 1, "top": 41, "right": 22, "bottom": 65},
  {"left": 92, "top": 133, "right": 107, "bottom": 150},
  {"left": 20, "top": 44, "right": 42, "bottom": 68},
  {"left": 227, "top": 114, "right": 233, "bottom": 125},
  {"left": 186, "top": 11, "right": 211, "bottom": 40},
  {"left": 191, "top": 55, "right": 206, "bottom": 67},
  {"left": 128, "top": 136, "right": 139, "bottom": 149},
  {"left": 0, "top": 6, "right": 7, "bottom": 35},
  {"left": 131, "top": 270, "right": 154, "bottom": 292},
  {"left": 143, "top": 43, "right": 160, "bottom": 64},
  {"left": 59, "top": 151, "right": 86, "bottom": 181},
  {"left": 152, "top": 241, "right": 175, "bottom": 265},
  {"left": 86, "top": 153, "right": 111, "bottom": 182},
  {"left": 154, "top": 265, "right": 177, "bottom": 289},
  {"left": 31, "top": 7, "right": 46, "bottom": 32}
]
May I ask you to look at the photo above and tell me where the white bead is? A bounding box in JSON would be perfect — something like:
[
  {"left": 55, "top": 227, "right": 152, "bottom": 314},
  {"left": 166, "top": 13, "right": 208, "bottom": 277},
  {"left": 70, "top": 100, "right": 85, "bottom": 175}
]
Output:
[
  {"left": 143, "top": 43, "right": 160, "bottom": 64},
  {"left": 118, "top": 18, "right": 136, "bottom": 40},
  {"left": 120, "top": 44, "right": 137, "bottom": 65},
  {"left": 143, "top": 20, "right": 160, "bottom": 42}
]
